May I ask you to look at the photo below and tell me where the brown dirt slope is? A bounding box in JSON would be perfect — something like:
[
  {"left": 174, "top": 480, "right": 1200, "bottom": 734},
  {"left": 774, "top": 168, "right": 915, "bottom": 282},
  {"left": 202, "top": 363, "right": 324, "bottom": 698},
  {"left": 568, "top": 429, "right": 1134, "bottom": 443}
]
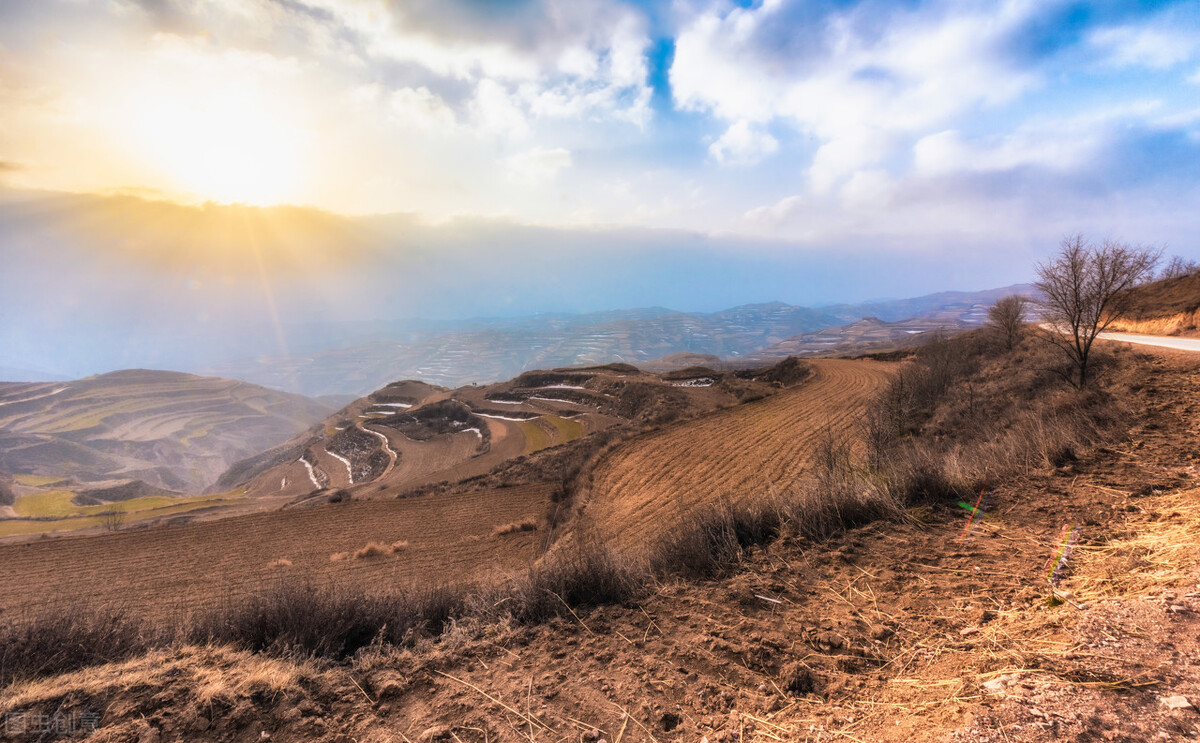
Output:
[
  {"left": 1109, "top": 271, "right": 1200, "bottom": 335},
  {"left": 4, "top": 348, "right": 1198, "bottom": 742},
  {"left": 584, "top": 358, "right": 891, "bottom": 552}
]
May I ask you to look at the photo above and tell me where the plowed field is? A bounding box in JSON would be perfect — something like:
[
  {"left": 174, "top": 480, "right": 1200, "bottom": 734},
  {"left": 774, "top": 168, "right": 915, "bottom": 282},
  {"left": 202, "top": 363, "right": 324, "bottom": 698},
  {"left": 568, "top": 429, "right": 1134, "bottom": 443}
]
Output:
[
  {"left": 0, "top": 484, "right": 551, "bottom": 620},
  {"left": 585, "top": 359, "right": 891, "bottom": 551}
]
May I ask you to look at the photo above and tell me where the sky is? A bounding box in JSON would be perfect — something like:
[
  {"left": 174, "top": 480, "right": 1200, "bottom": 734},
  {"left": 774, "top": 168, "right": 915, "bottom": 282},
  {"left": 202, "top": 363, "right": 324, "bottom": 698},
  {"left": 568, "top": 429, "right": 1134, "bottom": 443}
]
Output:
[{"left": 1, "top": 0, "right": 1200, "bottom": 377}]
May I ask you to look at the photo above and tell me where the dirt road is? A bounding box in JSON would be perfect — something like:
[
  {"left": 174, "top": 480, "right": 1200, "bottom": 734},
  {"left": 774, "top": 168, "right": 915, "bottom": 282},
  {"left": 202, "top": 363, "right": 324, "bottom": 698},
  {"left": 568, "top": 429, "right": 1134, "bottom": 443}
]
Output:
[
  {"left": 1098, "top": 331, "right": 1200, "bottom": 352},
  {"left": 584, "top": 358, "right": 893, "bottom": 552}
]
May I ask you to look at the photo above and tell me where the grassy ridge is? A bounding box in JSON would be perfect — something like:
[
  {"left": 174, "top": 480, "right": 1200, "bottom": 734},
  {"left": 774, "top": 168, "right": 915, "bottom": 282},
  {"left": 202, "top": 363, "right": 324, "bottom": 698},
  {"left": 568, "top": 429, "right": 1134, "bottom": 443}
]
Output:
[{"left": 1, "top": 491, "right": 245, "bottom": 538}]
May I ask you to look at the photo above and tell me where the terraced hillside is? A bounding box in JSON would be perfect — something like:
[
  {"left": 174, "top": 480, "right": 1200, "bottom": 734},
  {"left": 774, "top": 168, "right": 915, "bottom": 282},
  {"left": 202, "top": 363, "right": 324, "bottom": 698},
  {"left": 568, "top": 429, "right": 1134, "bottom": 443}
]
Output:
[
  {"left": 0, "top": 371, "right": 330, "bottom": 535},
  {"left": 584, "top": 359, "right": 892, "bottom": 552},
  {"left": 233, "top": 363, "right": 792, "bottom": 504},
  {"left": 0, "top": 358, "right": 828, "bottom": 617}
]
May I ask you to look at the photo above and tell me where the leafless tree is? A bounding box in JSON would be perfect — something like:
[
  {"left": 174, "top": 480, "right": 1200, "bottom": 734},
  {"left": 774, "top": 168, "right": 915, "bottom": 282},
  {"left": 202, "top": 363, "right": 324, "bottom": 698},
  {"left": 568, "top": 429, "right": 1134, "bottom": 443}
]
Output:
[
  {"left": 987, "top": 294, "right": 1029, "bottom": 351},
  {"left": 1035, "top": 234, "right": 1160, "bottom": 388},
  {"left": 1158, "top": 255, "right": 1199, "bottom": 281},
  {"left": 100, "top": 509, "right": 126, "bottom": 532}
]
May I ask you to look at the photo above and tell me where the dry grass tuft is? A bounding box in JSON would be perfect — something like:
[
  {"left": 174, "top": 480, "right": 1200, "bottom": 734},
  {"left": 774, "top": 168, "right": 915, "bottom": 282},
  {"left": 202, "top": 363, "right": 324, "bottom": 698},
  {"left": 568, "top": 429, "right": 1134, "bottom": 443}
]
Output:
[
  {"left": 353, "top": 541, "right": 389, "bottom": 560},
  {"left": 492, "top": 520, "right": 538, "bottom": 537},
  {"left": 390, "top": 540, "right": 410, "bottom": 553},
  {"left": 267, "top": 558, "right": 292, "bottom": 569},
  {"left": 1073, "top": 491, "right": 1200, "bottom": 602}
]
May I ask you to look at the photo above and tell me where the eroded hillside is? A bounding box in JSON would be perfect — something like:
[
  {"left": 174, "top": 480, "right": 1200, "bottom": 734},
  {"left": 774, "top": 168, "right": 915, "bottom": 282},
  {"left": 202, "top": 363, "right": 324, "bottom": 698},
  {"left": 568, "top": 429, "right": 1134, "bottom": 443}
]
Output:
[{"left": 0, "top": 370, "right": 330, "bottom": 537}]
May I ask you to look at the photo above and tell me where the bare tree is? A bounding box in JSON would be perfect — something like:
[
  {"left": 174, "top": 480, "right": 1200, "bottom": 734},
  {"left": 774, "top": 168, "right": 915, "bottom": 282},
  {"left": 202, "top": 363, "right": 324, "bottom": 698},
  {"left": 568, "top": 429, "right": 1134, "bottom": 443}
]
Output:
[
  {"left": 987, "top": 294, "right": 1029, "bottom": 351},
  {"left": 100, "top": 509, "right": 126, "bottom": 532},
  {"left": 1035, "top": 234, "right": 1160, "bottom": 388},
  {"left": 1158, "top": 255, "right": 1199, "bottom": 281}
]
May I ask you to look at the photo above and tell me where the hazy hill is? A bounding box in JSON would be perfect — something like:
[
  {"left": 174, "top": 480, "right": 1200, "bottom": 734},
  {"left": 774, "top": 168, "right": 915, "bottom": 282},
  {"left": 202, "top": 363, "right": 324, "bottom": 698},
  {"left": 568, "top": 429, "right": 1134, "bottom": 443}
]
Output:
[
  {"left": 0, "top": 370, "right": 330, "bottom": 495},
  {"left": 208, "top": 285, "right": 1032, "bottom": 396}
]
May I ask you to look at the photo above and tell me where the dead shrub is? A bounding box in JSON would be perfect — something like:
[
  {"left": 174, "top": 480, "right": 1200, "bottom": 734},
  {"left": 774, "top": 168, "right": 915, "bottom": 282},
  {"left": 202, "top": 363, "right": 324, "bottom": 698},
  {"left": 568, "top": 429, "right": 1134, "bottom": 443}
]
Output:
[
  {"left": 649, "top": 499, "right": 780, "bottom": 580},
  {"left": 390, "top": 540, "right": 410, "bottom": 553},
  {"left": 502, "top": 540, "right": 642, "bottom": 624},
  {"left": 353, "top": 542, "right": 389, "bottom": 560},
  {"left": 0, "top": 605, "right": 162, "bottom": 687},
  {"left": 188, "top": 581, "right": 464, "bottom": 659},
  {"left": 492, "top": 520, "right": 537, "bottom": 537}
]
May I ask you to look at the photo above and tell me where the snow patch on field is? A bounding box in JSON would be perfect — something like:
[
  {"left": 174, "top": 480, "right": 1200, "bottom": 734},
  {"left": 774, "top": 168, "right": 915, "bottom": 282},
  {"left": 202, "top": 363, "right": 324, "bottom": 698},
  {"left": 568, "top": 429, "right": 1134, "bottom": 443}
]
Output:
[
  {"left": 375, "top": 402, "right": 413, "bottom": 408},
  {"left": 486, "top": 399, "right": 525, "bottom": 405},
  {"left": 298, "top": 457, "right": 321, "bottom": 489},
  {"left": 537, "top": 384, "right": 586, "bottom": 390},
  {"left": 671, "top": 378, "right": 715, "bottom": 388},
  {"left": 327, "top": 450, "right": 354, "bottom": 483},
  {"left": 362, "top": 426, "right": 397, "bottom": 460},
  {"left": 528, "top": 395, "right": 590, "bottom": 404},
  {"left": 476, "top": 413, "right": 541, "bottom": 422},
  {"left": 462, "top": 427, "right": 483, "bottom": 440}
]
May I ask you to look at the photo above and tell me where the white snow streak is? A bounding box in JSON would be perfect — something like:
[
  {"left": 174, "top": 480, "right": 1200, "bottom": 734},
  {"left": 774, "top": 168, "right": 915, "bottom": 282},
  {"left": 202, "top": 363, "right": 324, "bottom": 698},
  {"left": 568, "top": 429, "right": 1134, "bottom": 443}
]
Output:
[
  {"left": 476, "top": 413, "right": 540, "bottom": 422},
  {"left": 298, "top": 457, "right": 321, "bottom": 489},
  {"left": 328, "top": 450, "right": 354, "bottom": 483}
]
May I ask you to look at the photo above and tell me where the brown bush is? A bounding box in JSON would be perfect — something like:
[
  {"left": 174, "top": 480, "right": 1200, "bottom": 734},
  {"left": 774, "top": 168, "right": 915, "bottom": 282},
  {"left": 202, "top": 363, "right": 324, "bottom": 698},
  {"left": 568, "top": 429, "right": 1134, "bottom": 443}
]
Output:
[
  {"left": 353, "top": 541, "right": 389, "bottom": 560},
  {"left": 492, "top": 520, "right": 537, "bottom": 536}
]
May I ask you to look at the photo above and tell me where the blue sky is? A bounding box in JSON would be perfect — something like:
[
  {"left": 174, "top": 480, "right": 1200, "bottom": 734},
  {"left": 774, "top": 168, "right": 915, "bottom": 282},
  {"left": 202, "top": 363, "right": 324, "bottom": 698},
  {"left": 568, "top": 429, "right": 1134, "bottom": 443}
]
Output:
[{"left": 1, "top": 0, "right": 1200, "bottom": 376}]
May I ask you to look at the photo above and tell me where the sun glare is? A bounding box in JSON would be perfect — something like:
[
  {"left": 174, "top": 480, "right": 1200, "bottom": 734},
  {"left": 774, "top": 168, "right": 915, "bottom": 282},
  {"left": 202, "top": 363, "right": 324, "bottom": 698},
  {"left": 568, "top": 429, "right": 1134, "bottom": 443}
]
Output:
[{"left": 130, "top": 84, "right": 304, "bottom": 207}]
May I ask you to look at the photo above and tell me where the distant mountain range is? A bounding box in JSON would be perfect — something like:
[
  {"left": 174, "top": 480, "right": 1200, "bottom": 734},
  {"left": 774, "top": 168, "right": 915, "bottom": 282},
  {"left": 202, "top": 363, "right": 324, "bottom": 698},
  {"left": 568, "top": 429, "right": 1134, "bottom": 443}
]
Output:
[{"left": 207, "top": 284, "right": 1034, "bottom": 396}]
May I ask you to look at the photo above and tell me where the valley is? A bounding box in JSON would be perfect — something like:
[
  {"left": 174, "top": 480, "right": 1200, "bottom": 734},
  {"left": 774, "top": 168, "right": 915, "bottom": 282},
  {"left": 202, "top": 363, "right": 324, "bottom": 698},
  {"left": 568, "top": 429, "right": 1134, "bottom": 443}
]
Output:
[{"left": 204, "top": 286, "right": 1029, "bottom": 396}]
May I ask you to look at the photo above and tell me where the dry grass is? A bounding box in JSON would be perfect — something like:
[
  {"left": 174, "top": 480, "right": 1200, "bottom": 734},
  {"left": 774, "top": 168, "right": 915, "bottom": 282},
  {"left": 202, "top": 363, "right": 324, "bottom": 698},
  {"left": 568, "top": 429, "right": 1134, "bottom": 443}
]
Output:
[
  {"left": 1108, "top": 309, "right": 1200, "bottom": 336},
  {"left": 390, "top": 540, "right": 410, "bottom": 552},
  {"left": 353, "top": 541, "right": 390, "bottom": 560},
  {"left": 1072, "top": 491, "right": 1200, "bottom": 602},
  {"left": 492, "top": 520, "right": 537, "bottom": 536},
  {"left": 267, "top": 558, "right": 292, "bottom": 569}
]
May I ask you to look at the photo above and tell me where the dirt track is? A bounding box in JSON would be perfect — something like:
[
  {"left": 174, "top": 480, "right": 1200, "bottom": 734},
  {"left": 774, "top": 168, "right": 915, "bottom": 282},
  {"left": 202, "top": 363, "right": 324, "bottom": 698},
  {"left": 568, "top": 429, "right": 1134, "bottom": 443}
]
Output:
[{"left": 585, "top": 359, "right": 893, "bottom": 552}]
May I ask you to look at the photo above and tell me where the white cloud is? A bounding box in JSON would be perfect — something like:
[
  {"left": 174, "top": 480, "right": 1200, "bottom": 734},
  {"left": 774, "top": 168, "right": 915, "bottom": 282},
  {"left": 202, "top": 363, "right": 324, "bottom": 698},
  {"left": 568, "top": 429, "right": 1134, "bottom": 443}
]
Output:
[
  {"left": 744, "top": 194, "right": 805, "bottom": 227},
  {"left": 505, "top": 147, "right": 572, "bottom": 186},
  {"left": 912, "top": 127, "right": 1096, "bottom": 177},
  {"left": 1190, "top": 68, "right": 1200, "bottom": 84},
  {"left": 1089, "top": 25, "right": 1198, "bottom": 69},
  {"left": 303, "top": 0, "right": 652, "bottom": 126},
  {"left": 388, "top": 86, "right": 457, "bottom": 132},
  {"left": 672, "top": 1, "right": 1040, "bottom": 191},
  {"left": 708, "top": 120, "right": 778, "bottom": 166},
  {"left": 470, "top": 79, "right": 529, "bottom": 139}
]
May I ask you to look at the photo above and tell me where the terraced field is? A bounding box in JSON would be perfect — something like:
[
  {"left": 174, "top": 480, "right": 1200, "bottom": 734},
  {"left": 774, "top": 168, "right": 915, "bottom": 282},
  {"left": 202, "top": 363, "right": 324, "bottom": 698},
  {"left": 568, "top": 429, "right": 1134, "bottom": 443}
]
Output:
[
  {"left": 0, "top": 484, "right": 551, "bottom": 619},
  {"left": 0, "top": 370, "right": 329, "bottom": 496},
  {"left": 584, "top": 359, "right": 892, "bottom": 552}
]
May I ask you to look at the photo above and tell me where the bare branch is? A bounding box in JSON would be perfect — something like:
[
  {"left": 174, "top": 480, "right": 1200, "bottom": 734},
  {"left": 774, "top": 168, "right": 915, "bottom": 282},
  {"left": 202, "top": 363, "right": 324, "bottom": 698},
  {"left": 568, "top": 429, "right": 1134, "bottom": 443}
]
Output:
[{"left": 1034, "top": 234, "right": 1159, "bottom": 387}]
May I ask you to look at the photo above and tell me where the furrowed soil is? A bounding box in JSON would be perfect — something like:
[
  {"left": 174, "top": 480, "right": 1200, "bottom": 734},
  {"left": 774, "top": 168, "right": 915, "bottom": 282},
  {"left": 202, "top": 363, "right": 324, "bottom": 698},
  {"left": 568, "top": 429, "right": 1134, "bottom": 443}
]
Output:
[
  {"left": 585, "top": 359, "right": 891, "bottom": 551},
  {"left": 0, "top": 484, "right": 551, "bottom": 621},
  {"left": 3, "top": 349, "right": 1200, "bottom": 742}
]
